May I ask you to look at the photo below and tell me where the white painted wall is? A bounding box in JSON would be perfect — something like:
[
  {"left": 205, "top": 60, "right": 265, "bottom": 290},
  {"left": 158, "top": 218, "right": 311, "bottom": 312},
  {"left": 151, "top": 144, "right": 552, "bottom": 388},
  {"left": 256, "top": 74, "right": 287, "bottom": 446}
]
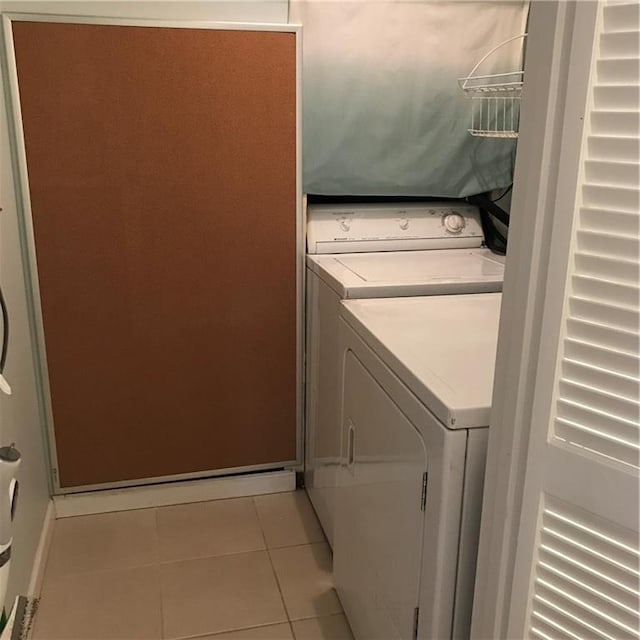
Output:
[
  {"left": 0, "top": 0, "right": 288, "bottom": 606},
  {"left": 0, "top": 29, "right": 51, "bottom": 607},
  {"left": 1, "top": 1, "right": 289, "bottom": 22}
]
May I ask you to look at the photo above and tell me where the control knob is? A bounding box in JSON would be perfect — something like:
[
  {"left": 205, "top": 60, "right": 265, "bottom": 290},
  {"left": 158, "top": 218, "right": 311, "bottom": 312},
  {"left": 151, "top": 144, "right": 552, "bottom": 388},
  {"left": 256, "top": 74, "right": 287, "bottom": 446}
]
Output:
[{"left": 443, "top": 213, "right": 466, "bottom": 234}]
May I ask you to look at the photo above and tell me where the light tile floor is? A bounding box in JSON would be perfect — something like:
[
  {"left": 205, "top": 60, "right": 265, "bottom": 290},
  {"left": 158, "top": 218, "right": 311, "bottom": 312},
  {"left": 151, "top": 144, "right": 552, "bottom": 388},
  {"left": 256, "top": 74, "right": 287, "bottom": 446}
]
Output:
[{"left": 32, "top": 490, "right": 354, "bottom": 640}]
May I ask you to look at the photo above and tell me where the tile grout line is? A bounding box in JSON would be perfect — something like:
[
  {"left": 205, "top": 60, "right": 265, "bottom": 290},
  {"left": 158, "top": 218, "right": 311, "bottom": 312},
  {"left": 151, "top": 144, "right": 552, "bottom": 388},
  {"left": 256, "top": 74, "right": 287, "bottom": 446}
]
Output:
[
  {"left": 174, "top": 615, "right": 348, "bottom": 640},
  {"left": 253, "top": 490, "right": 343, "bottom": 636},
  {"left": 267, "top": 547, "right": 296, "bottom": 626},
  {"left": 36, "top": 559, "right": 161, "bottom": 582},
  {"left": 157, "top": 545, "right": 267, "bottom": 566},
  {"left": 252, "top": 495, "right": 293, "bottom": 625},
  {"left": 153, "top": 506, "right": 166, "bottom": 640},
  {"left": 112, "top": 540, "right": 324, "bottom": 572},
  {"left": 288, "top": 612, "right": 347, "bottom": 621},
  {"left": 173, "top": 620, "right": 296, "bottom": 640}
]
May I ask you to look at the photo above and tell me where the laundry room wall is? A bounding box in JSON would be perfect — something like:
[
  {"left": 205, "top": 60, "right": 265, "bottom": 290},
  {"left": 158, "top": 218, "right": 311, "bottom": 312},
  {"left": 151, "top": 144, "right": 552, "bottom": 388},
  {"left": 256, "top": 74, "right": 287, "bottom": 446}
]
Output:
[
  {"left": 0, "top": 1, "right": 288, "bottom": 22},
  {"left": 0, "top": 0, "right": 288, "bottom": 607},
  {"left": 0, "top": 9, "right": 51, "bottom": 607}
]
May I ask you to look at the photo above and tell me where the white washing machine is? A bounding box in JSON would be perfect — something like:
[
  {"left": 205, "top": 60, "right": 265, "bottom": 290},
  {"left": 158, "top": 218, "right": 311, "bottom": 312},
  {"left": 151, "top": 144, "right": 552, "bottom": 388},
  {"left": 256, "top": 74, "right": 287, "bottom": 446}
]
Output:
[
  {"left": 305, "top": 201, "right": 504, "bottom": 547},
  {"left": 335, "top": 293, "right": 502, "bottom": 640}
]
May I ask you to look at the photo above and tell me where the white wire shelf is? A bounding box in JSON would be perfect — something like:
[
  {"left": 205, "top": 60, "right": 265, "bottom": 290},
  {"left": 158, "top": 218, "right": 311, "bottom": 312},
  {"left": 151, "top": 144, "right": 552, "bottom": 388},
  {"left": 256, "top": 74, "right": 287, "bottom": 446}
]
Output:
[
  {"left": 458, "top": 34, "right": 527, "bottom": 138},
  {"left": 468, "top": 129, "right": 519, "bottom": 139}
]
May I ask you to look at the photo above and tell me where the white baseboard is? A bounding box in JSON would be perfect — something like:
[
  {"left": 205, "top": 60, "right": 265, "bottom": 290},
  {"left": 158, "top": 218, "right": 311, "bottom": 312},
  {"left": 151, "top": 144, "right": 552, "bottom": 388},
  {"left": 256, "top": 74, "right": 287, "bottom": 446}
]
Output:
[
  {"left": 53, "top": 469, "right": 296, "bottom": 518},
  {"left": 27, "top": 499, "right": 55, "bottom": 598}
]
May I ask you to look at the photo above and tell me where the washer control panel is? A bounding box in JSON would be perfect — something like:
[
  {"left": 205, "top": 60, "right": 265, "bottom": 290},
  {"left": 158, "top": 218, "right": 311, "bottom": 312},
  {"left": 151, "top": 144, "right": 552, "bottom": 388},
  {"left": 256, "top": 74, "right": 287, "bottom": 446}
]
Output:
[{"left": 307, "top": 201, "right": 484, "bottom": 254}]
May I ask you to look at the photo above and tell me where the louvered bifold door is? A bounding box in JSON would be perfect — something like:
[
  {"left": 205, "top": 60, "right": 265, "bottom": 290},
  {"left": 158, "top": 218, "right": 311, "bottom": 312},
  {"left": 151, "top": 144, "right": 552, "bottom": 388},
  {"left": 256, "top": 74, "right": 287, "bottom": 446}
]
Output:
[{"left": 507, "top": 1, "right": 640, "bottom": 637}]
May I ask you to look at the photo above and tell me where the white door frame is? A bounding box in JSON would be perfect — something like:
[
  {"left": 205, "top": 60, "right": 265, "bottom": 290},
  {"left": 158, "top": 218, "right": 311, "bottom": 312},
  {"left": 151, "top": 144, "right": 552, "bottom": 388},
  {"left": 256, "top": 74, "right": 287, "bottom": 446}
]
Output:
[{"left": 471, "top": 2, "right": 599, "bottom": 637}]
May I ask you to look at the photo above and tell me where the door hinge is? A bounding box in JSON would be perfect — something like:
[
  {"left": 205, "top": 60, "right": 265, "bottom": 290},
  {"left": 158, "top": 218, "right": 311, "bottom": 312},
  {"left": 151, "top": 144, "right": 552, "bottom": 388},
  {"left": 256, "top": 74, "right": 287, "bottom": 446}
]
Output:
[
  {"left": 420, "top": 472, "right": 428, "bottom": 511},
  {"left": 51, "top": 467, "right": 58, "bottom": 485},
  {"left": 412, "top": 606, "right": 420, "bottom": 640}
]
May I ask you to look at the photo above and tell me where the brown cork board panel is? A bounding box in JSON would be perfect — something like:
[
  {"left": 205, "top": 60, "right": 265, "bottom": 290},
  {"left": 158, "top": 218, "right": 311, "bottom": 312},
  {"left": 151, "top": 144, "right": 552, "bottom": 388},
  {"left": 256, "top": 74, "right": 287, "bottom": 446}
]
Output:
[{"left": 12, "top": 21, "right": 298, "bottom": 488}]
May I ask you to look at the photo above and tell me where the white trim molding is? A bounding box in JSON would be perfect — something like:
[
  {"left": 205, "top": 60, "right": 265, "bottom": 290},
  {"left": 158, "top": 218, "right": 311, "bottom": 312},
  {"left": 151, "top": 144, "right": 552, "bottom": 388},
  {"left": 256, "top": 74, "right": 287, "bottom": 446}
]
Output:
[
  {"left": 26, "top": 499, "right": 55, "bottom": 598},
  {"left": 471, "top": 2, "right": 589, "bottom": 637},
  {"left": 53, "top": 469, "right": 296, "bottom": 518}
]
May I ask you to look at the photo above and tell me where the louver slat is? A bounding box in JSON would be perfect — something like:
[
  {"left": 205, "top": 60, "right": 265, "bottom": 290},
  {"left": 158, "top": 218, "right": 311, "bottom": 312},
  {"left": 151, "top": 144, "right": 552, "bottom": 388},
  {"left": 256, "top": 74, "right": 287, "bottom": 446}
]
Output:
[
  {"left": 530, "top": 501, "right": 640, "bottom": 639},
  {"left": 603, "top": 3, "right": 640, "bottom": 33},
  {"left": 556, "top": 399, "right": 639, "bottom": 446},
  {"left": 574, "top": 253, "right": 639, "bottom": 283},
  {"left": 591, "top": 110, "right": 639, "bottom": 136},
  {"left": 572, "top": 274, "right": 640, "bottom": 307},
  {"left": 538, "top": 561, "right": 639, "bottom": 617},
  {"left": 569, "top": 296, "right": 639, "bottom": 332},
  {"left": 530, "top": 624, "right": 559, "bottom": 640},
  {"left": 597, "top": 58, "right": 640, "bottom": 83},
  {"left": 564, "top": 339, "right": 639, "bottom": 378},
  {"left": 587, "top": 135, "right": 640, "bottom": 161},
  {"left": 576, "top": 228, "right": 639, "bottom": 258},
  {"left": 585, "top": 159, "right": 640, "bottom": 185},
  {"left": 600, "top": 31, "right": 640, "bottom": 58},
  {"left": 566, "top": 317, "right": 639, "bottom": 353},
  {"left": 579, "top": 208, "right": 640, "bottom": 235},
  {"left": 582, "top": 184, "right": 640, "bottom": 212},
  {"left": 539, "top": 536, "right": 637, "bottom": 594},
  {"left": 562, "top": 358, "right": 639, "bottom": 399},
  {"left": 554, "top": 418, "right": 639, "bottom": 469},
  {"left": 531, "top": 608, "right": 589, "bottom": 640},
  {"left": 534, "top": 587, "right": 634, "bottom": 640},
  {"left": 554, "top": 421, "right": 639, "bottom": 472},
  {"left": 560, "top": 377, "right": 639, "bottom": 421},
  {"left": 538, "top": 549, "right": 640, "bottom": 612},
  {"left": 535, "top": 582, "right": 638, "bottom": 639},
  {"left": 593, "top": 85, "right": 640, "bottom": 109}
]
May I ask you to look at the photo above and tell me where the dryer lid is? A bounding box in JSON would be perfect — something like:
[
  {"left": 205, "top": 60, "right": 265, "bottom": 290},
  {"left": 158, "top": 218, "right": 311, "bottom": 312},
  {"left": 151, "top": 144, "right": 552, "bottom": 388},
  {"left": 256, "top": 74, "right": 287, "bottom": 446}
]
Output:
[{"left": 340, "top": 293, "right": 502, "bottom": 429}]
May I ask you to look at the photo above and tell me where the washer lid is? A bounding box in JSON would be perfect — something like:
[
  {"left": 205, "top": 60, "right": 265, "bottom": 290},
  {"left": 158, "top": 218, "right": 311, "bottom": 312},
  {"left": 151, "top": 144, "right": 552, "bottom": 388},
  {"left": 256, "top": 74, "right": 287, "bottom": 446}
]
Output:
[
  {"left": 307, "top": 249, "right": 504, "bottom": 298},
  {"left": 336, "top": 250, "right": 504, "bottom": 282},
  {"left": 341, "top": 293, "right": 502, "bottom": 428}
]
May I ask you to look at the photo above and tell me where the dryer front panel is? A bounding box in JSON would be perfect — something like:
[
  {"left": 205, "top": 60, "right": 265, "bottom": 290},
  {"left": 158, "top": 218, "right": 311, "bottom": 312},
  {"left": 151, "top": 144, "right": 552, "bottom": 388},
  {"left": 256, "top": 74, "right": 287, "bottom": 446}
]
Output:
[
  {"left": 335, "top": 350, "right": 427, "bottom": 640},
  {"left": 336, "top": 317, "right": 469, "bottom": 640}
]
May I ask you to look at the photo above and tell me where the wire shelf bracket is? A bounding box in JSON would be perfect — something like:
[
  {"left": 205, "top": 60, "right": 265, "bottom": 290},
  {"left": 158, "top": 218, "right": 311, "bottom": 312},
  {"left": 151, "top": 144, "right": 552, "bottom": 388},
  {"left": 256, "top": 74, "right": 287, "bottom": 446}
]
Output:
[{"left": 458, "top": 33, "right": 527, "bottom": 139}]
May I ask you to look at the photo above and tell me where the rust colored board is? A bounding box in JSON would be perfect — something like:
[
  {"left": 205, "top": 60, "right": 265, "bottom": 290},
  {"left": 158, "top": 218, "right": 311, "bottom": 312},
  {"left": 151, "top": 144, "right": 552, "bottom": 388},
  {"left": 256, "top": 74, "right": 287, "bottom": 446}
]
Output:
[{"left": 12, "top": 21, "right": 298, "bottom": 488}]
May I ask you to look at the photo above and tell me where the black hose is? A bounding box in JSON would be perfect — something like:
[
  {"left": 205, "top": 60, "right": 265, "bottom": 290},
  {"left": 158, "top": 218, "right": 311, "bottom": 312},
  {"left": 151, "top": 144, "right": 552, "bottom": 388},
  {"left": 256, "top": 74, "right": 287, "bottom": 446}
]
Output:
[
  {"left": 467, "top": 193, "right": 510, "bottom": 227},
  {"left": 466, "top": 192, "right": 510, "bottom": 256},
  {"left": 491, "top": 184, "right": 513, "bottom": 204},
  {"left": 0, "top": 286, "right": 8, "bottom": 373}
]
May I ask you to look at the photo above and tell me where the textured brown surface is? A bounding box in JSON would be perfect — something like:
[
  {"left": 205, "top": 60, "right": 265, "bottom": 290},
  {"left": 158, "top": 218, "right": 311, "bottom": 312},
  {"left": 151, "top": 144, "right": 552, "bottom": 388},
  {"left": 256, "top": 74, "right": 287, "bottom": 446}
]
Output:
[{"left": 12, "top": 21, "right": 298, "bottom": 488}]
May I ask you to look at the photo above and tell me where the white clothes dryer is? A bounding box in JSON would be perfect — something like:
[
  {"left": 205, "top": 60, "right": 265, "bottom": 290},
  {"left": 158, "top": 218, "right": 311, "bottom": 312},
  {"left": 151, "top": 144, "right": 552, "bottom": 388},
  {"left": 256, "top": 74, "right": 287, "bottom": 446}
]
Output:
[
  {"left": 305, "top": 201, "right": 504, "bottom": 547},
  {"left": 335, "top": 294, "right": 502, "bottom": 640}
]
